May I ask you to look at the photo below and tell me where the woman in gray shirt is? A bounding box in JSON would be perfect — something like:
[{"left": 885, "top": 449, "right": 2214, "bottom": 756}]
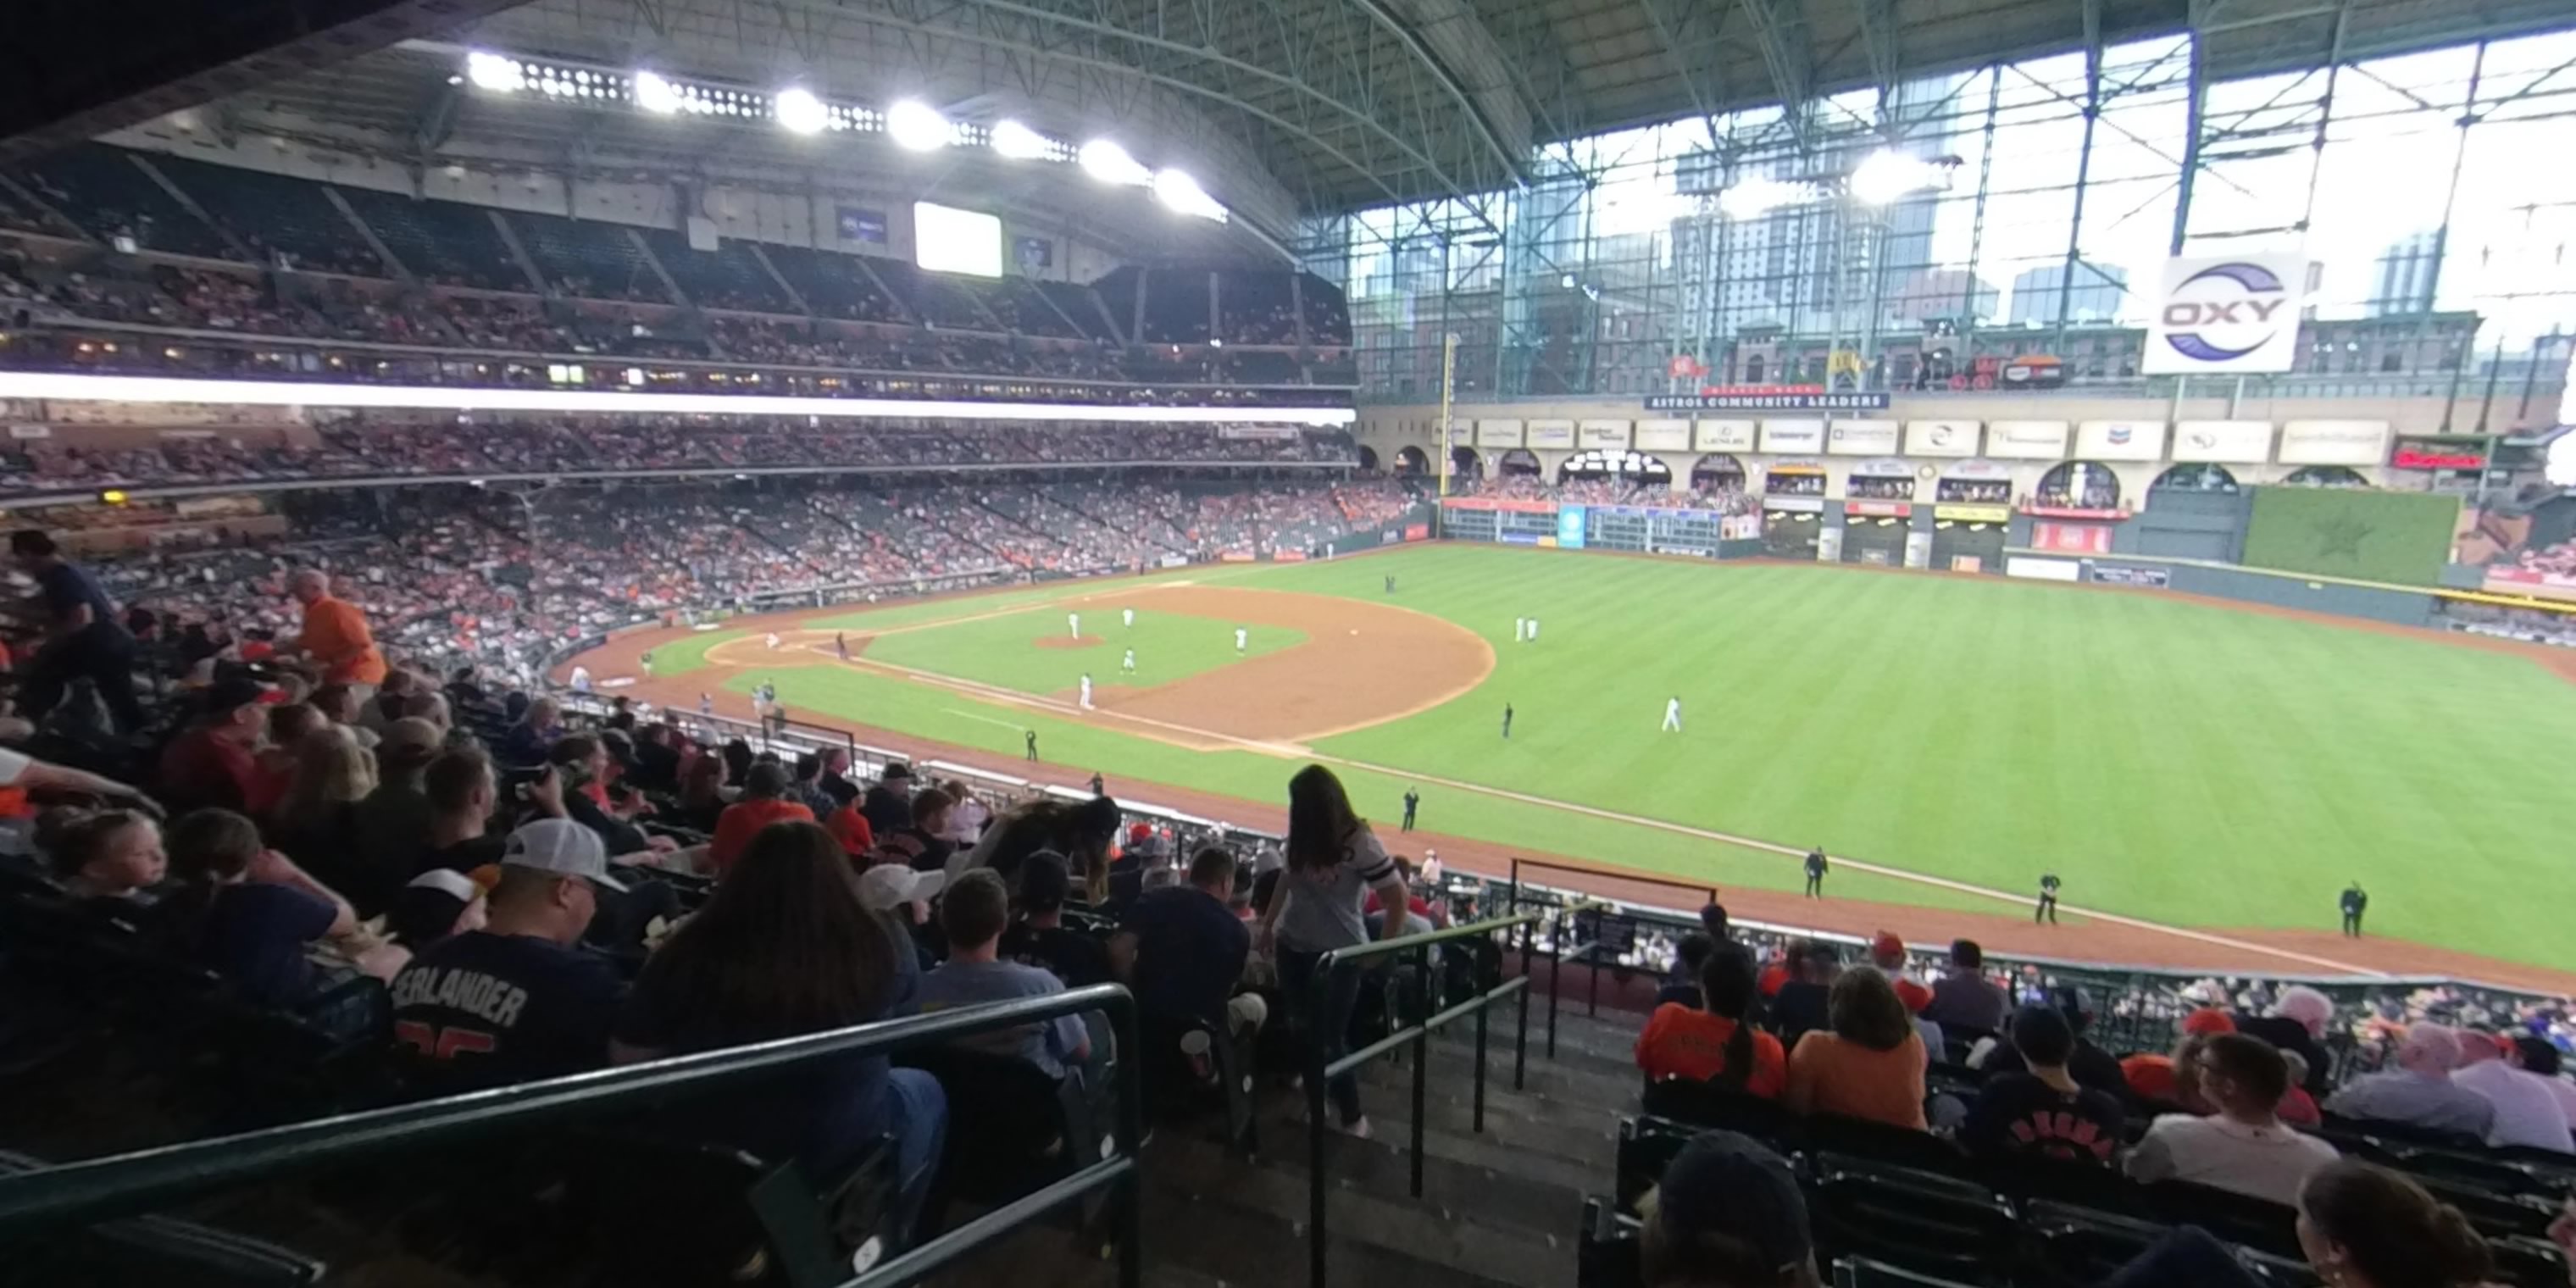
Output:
[{"left": 1257, "top": 765, "right": 1410, "bottom": 1136}]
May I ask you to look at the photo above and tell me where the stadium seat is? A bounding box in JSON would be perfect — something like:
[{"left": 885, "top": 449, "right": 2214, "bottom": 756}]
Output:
[
  {"left": 1802, "top": 1111, "right": 1978, "bottom": 1180},
  {"left": 569, "top": 1130, "right": 900, "bottom": 1288},
  {"left": 1831, "top": 1256, "right": 1987, "bottom": 1288},
  {"left": 1614, "top": 1115, "right": 1700, "bottom": 1213},
  {"left": 2140, "top": 1180, "right": 2302, "bottom": 1259},
  {"left": 1576, "top": 1196, "right": 1644, "bottom": 1288},
  {"left": 2489, "top": 1235, "right": 2575, "bottom": 1288},
  {"left": 1803, "top": 1154, "right": 2017, "bottom": 1285},
  {"left": 899, "top": 1045, "right": 1102, "bottom": 1206},
  {"left": 1638, "top": 1076, "right": 1796, "bottom": 1148}
]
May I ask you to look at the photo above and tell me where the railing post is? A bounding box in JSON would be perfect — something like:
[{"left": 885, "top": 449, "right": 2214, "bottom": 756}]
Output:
[
  {"left": 1113, "top": 997, "right": 1144, "bottom": 1288},
  {"left": 1547, "top": 919, "right": 1563, "bottom": 1061},
  {"left": 1409, "top": 941, "right": 1428, "bottom": 1199},
  {"left": 1472, "top": 940, "right": 1491, "bottom": 1135},
  {"left": 1587, "top": 947, "right": 1602, "bottom": 1018},
  {"left": 1307, "top": 953, "right": 1333, "bottom": 1288},
  {"left": 1513, "top": 920, "right": 1532, "bottom": 1092}
]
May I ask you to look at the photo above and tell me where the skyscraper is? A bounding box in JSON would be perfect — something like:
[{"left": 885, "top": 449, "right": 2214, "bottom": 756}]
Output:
[
  {"left": 2368, "top": 231, "right": 2441, "bottom": 316},
  {"left": 2006, "top": 261, "right": 2128, "bottom": 325}
]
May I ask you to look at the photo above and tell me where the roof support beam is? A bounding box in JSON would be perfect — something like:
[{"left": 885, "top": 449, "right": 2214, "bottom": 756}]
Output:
[
  {"left": 1342, "top": 0, "right": 1533, "bottom": 187},
  {"left": 1736, "top": 0, "right": 1814, "bottom": 148}
]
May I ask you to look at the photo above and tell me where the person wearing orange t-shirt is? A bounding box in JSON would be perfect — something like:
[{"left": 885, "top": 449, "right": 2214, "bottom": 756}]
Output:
[
  {"left": 281, "top": 570, "right": 387, "bottom": 688},
  {"left": 1784, "top": 966, "right": 1930, "bottom": 1130},
  {"left": 1635, "top": 943, "right": 1788, "bottom": 1096},
  {"left": 708, "top": 763, "right": 814, "bottom": 875}
]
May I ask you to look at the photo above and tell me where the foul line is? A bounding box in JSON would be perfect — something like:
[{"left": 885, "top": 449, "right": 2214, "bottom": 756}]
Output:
[{"left": 809, "top": 651, "right": 2389, "bottom": 977}]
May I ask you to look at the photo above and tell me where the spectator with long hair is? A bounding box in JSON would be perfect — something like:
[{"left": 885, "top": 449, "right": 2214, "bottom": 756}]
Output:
[
  {"left": 1635, "top": 941, "right": 1785, "bottom": 1096},
  {"left": 613, "top": 821, "right": 944, "bottom": 1239},
  {"left": 1782, "top": 965, "right": 1929, "bottom": 1129},
  {"left": 2104, "top": 1158, "right": 2497, "bottom": 1288},
  {"left": 1257, "top": 763, "right": 1407, "bottom": 1137},
  {"left": 271, "top": 724, "right": 386, "bottom": 912},
  {"left": 959, "top": 792, "right": 1123, "bottom": 902}
]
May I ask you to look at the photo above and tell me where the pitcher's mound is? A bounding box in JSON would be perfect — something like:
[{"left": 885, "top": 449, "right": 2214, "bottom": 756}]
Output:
[{"left": 1035, "top": 634, "right": 1106, "bottom": 651}]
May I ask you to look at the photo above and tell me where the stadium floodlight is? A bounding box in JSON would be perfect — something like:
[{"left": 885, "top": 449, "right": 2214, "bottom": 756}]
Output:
[
  {"left": 1718, "top": 175, "right": 1805, "bottom": 220},
  {"left": 633, "top": 70, "right": 681, "bottom": 115},
  {"left": 1079, "top": 138, "right": 1152, "bottom": 186},
  {"left": 0, "top": 372, "right": 1359, "bottom": 428},
  {"left": 1152, "top": 168, "right": 1228, "bottom": 221},
  {"left": 1850, "top": 148, "right": 1946, "bottom": 205},
  {"left": 465, "top": 52, "right": 525, "bottom": 94},
  {"left": 774, "top": 86, "right": 829, "bottom": 135},
  {"left": 886, "top": 99, "right": 952, "bottom": 151},
  {"left": 990, "top": 119, "right": 1053, "bottom": 161}
]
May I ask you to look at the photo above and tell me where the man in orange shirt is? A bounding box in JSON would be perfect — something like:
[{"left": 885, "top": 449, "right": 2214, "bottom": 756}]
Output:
[
  {"left": 281, "top": 570, "right": 387, "bottom": 689},
  {"left": 708, "top": 763, "right": 813, "bottom": 875}
]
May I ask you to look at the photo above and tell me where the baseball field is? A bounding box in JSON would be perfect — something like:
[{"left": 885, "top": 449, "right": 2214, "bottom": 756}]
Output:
[{"left": 588, "top": 544, "right": 2576, "bottom": 979}]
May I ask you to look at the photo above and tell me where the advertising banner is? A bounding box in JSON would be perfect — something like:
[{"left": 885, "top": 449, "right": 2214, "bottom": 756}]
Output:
[
  {"left": 1527, "top": 419, "right": 1575, "bottom": 449},
  {"left": 1446, "top": 419, "right": 1474, "bottom": 445},
  {"left": 1760, "top": 419, "right": 1826, "bottom": 453},
  {"left": 1827, "top": 419, "right": 1901, "bottom": 456},
  {"left": 1905, "top": 420, "right": 1980, "bottom": 458},
  {"left": 1695, "top": 419, "right": 1757, "bottom": 452},
  {"left": 1720, "top": 514, "right": 1763, "bottom": 540},
  {"left": 2030, "top": 520, "right": 2115, "bottom": 553},
  {"left": 2392, "top": 437, "right": 2487, "bottom": 470},
  {"left": 2007, "top": 557, "right": 2082, "bottom": 581},
  {"left": 1218, "top": 425, "right": 1303, "bottom": 440},
  {"left": 2074, "top": 420, "right": 2168, "bottom": 461},
  {"left": 1762, "top": 496, "right": 1826, "bottom": 514},
  {"left": 1404, "top": 523, "right": 1430, "bottom": 541},
  {"left": 1635, "top": 419, "right": 1691, "bottom": 451},
  {"left": 2143, "top": 253, "right": 2308, "bottom": 375},
  {"left": 1220, "top": 552, "right": 1257, "bottom": 562},
  {"left": 1941, "top": 458, "right": 2012, "bottom": 480},
  {"left": 1474, "top": 419, "right": 1525, "bottom": 447},
  {"left": 1579, "top": 419, "right": 1631, "bottom": 450},
  {"left": 1647, "top": 392, "right": 1891, "bottom": 411},
  {"left": 1273, "top": 550, "right": 1308, "bottom": 563},
  {"left": 1442, "top": 497, "right": 1557, "bottom": 514},
  {"left": 1500, "top": 531, "right": 1541, "bottom": 546},
  {"left": 2170, "top": 420, "right": 2273, "bottom": 464},
  {"left": 1935, "top": 504, "right": 2012, "bottom": 523},
  {"left": 1844, "top": 500, "right": 1911, "bottom": 518},
  {"left": 2278, "top": 419, "right": 2390, "bottom": 465},
  {"left": 1556, "top": 506, "right": 1589, "bottom": 549},
  {"left": 1987, "top": 420, "right": 2070, "bottom": 459},
  {"left": 2090, "top": 564, "right": 2170, "bottom": 587},
  {"left": 1847, "top": 458, "right": 1913, "bottom": 478}
]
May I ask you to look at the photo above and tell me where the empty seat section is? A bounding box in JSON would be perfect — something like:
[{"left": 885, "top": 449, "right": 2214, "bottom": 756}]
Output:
[
  {"left": 636, "top": 229, "right": 791, "bottom": 313},
  {"left": 764, "top": 245, "right": 900, "bottom": 322},
  {"left": 151, "top": 157, "right": 383, "bottom": 276},
  {"left": 336, "top": 189, "right": 528, "bottom": 291},
  {"left": 14, "top": 147, "right": 230, "bottom": 258},
  {"left": 508, "top": 212, "right": 669, "bottom": 303}
]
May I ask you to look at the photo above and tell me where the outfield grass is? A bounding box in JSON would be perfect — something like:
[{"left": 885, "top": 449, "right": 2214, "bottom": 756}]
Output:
[
  {"left": 738, "top": 546, "right": 2576, "bottom": 968},
  {"left": 861, "top": 607, "right": 1302, "bottom": 695}
]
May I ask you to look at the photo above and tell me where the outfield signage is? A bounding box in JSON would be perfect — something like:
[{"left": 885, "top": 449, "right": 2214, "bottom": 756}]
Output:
[
  {"left": 1695, "top": 419, "right": 1757, "bottom": 452},
  {"left": 1527, "top": 419, "right": 1575, "bottom": 449},
  {"left": 1934, "top": 504, "right": 2012, "bottom": 523},
  {"left": 1634, "top": 419, "right": 1691, "bottom": 451},
  {"left": 2391, "top": 438, "right": 2487, "bottom": 470},
  {"left": 2170, "top": 419, "right": 2273, "bottom": 464},
  {"left": 1762, "top": 496, "right": 1826, "bottom": 513},
  {"left": 1827, "top": 419, "right": 1901, "bottom": 455},
  {"left": 1646, "top": 392, "right": 1890, "bottom": 411},
  {"left": 1905, "top": 420, "right": 1980, "bottom": 458},
  {"left": 1475, "top": 419, "right": 1525, "bottom": 447},
  {"left": 2279, "top": 419, "right": 2391, "bottom": 465},
  {"left": 2143, "top": 253, "right": 2308, "bottom": 375},
  {"left": 1844, "top": 500, "right": 1911, "bottom": 517},
  {"left": 1941, "top": 458, "right": 2012, "bottom": 480},
  {"left": 1579, "top": 419, "right": 1630, "bottom": 449},
  {"left": 1847, "top": 457, "right": 1913, "bottom": 478},
  {"left": 2007, "top": 556, "right": 2082, "bottom": 581},
  {"left": 2075, "top": 419, "right": 2168, "bottom": 462},
  {"left": 1986, "top": 420, "right": 2070, "bottom": 459},
  {"left": 1446, "top": 419, "right": 1474, "bottom": 444},
  {"left": 1556, "top": 506, "right": 1589, "bottom": 549},
  {"left": 2090, "top": 564, "right": 2172, "bottom": 588},
  {"left": 1760, "top": 419, "right": 1826, "bottom": 452}
]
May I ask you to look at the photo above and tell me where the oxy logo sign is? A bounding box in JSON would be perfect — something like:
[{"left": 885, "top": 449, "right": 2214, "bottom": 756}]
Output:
[{"left": 2144, "top": 253, "right": 2307, "bottom": 375}]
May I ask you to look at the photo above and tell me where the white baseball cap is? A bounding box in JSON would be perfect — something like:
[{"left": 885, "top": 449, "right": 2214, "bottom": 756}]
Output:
[
  {"left": 501, "top": 819, "right": 630, "bottom": 891},
  {"left": 858, "top": 863, "right": 946, "bottom": 910}
]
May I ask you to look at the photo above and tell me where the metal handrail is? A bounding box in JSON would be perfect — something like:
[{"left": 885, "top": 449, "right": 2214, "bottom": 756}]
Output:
[
  {"left": 0, "top": 984, "right": 1145, "bottom": 1288},
  {"left": 1303, "top": 912, "right": 1543, "bottom": 1288}
]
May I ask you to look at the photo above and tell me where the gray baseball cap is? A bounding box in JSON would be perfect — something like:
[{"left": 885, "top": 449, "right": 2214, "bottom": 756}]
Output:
[{"left": 501, "top": 819, "right": 630, "bottom": 891}]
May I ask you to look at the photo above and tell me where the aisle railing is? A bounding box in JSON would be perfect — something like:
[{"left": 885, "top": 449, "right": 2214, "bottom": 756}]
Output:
[
  {"left": 0, "top": 985, "right": 1145, "bottom": 1288},
  {"left": 1302, "top": 912, "right": 1544, "bottom": 1288}
]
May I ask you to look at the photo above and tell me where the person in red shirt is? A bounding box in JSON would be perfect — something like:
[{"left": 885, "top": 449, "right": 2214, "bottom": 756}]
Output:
[
  {"left": 708, "top": 763, "right": 813, "bottom": 875},
  {"left": 156, "top": 678, "right": 281, "bottom": 815},
  {"left": 1635, "top": 941, "right": 1788, "bottom": 1096},
  {"left": 1361, "top": 856, "right": 1447, "bottom": 934}
]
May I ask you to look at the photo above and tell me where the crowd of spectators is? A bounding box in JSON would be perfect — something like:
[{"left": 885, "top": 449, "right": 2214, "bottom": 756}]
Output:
[
  {"left": 69, "top": 474, "right": 1417, "bottom": 684},
  {"left": 0, "top": 418, "right": 1358, "bottom": 494}
]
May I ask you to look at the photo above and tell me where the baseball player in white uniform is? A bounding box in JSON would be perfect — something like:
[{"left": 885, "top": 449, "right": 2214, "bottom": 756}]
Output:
[
  {"left": 1068, "top": 612, "right": 1081, "bottom": 640},
  {"left": 765, "top": 631, "right": 780, "bottom": 651},
  {"left": 569, "top": 664, "right": 592, "bottom": 693},
  {"left": 1528, "top": 618, "right": 1541, "bottom": 642},
  {"left": 1234, "top": 628, "right": 1247, "bottom": 654},
  {"left": 1079, "top": 673, "right": 1095, "bottom": 709},
  {"left": 1514, "top": 617, "right": 1526, "bottom": 642},
  {"left": 1662, "top": 696, "right": 1683, "bottom": 732},
  {"left": 1122, "top": 648, "right": 1136, "bottom": 675},
  {"left": 1123, "top": 608, "right": 1135, "bottom": 629}
]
